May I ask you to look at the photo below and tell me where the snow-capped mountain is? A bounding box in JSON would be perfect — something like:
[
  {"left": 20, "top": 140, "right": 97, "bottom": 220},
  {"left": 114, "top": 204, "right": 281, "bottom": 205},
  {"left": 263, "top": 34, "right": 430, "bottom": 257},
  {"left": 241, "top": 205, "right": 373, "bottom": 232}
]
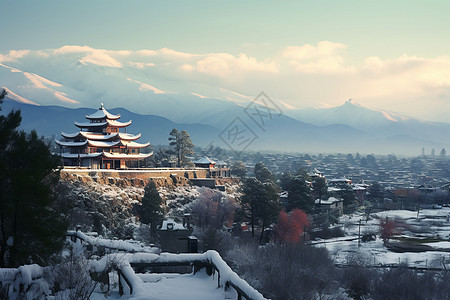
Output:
[
  {"left": 290, "top": 100, "right": 411, "bottom": 128},
  {"left": 289, "top": 100, "right": 450, "bottom": 147},
  {"left": 2, "top": 97, "right": 448, "bottom": 155},
  {"left": 0, "top": 48, "right": 249, "bottom": 124},
  {"left": 2, "top": 46, "right": 450, "bottom": 155}
]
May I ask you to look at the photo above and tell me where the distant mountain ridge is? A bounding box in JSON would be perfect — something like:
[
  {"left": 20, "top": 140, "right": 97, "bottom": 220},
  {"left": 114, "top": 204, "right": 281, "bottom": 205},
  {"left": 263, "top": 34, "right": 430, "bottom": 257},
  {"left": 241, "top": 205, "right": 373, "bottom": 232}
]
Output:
[
  {"left": 290, "top": 100, "right": 450, "bottom": 146},
  {"left": 0, "top": 98, "right": 219, "bottom": 147},
  {"left": 2, "top": 97, "right": 448, "bottom": 155}
]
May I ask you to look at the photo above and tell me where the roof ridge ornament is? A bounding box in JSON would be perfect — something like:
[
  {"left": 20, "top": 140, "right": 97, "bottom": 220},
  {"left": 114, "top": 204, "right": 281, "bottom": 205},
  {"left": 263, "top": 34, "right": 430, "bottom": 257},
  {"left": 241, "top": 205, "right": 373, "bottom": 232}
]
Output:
[{"left": 100, "top": 102, "right": 104, "bottom": 109}]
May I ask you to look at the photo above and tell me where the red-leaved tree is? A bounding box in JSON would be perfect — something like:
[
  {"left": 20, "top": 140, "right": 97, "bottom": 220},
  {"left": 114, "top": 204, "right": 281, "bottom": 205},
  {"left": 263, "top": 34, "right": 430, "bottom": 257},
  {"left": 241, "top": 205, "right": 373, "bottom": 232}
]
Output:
[
  {"left": 379, "top": 216, "right": 402, "bottom": 244},
  {"left": 274, "top": 209, "right": 310, "bottom": 244}
]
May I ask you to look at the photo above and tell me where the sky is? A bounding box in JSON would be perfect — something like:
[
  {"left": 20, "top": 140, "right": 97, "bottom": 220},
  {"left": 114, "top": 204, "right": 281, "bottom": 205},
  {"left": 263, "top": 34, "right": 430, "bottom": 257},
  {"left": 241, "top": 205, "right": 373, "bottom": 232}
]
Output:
[{"left": 2, "top": 0, "right": 450, "bottom": 121}]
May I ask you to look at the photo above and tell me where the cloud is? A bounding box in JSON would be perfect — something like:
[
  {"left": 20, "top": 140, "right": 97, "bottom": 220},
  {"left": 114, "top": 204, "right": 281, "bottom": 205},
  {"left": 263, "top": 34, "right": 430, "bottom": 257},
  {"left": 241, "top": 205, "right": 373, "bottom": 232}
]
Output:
[
  {"left": 3, "top": 43, "right": 450, "bottom": 122},
  {"left": 281, "top": 41, "right": 352, "bottom": 73},
  {"left": 54, "top": 45, "right": 123, "bottom": 68},
  {"left": 0, "top": 50, "right": 30, "bottom": 62},
  {"left": 128, "top": 62, "right": 155, "bottom": 69},
  {"left": 184, "top": 52, "right": 278, "bottom": 77}
]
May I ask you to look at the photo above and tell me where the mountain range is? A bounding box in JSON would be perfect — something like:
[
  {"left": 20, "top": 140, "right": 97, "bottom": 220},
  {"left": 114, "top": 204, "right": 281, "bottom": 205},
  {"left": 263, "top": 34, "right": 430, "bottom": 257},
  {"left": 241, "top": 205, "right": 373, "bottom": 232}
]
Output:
[
  {"left": 1, "top": 47, "right": 449, "bottom": 155},
  {"left": 2, "top": 97, "right": 449, "bottom": 156}
]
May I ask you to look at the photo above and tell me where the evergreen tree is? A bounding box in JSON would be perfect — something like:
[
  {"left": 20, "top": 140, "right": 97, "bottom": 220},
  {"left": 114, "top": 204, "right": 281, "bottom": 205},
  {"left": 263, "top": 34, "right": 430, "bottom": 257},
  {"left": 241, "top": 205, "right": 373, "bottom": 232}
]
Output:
[
  {"left": 368, "top": 182, "right": 384, "bottom": 202},
  {"left": 168, "top": 128, "right": 194, "bottom": 167},
  {"left": 441, "top": 148, "right": 446, "bottom": 157},
  {"left": 312, "top": 177, "right": 328, "bottom": 201},
  {"left": 230, "top": 160, "right": 247, "bottom": 178},
  {"left": 279, "top": 170, "right": 293, "bottom": 191},
  {"left": 0, "top": 94, "right": 67, "bottom": 267},
  {"left": 254, "top": 162, "right": 275, "bottom": 183},
  {"left": 138, "top": 181, "right": 163, "bottom": 228},
  {"left": 180, "top": 130, "right": 194, "bottom": 166},
  {"left": 287, "top": 176, "right": 314, "bottom": 213},
  {"left": 169, "top": 128, "right": 182, "bottom": 167},
  {"left": 341, "top": 185, "right": 358, "bottom": 214},
  {"left": 240, "top": 178, "right": 281, "bottom": 240}
]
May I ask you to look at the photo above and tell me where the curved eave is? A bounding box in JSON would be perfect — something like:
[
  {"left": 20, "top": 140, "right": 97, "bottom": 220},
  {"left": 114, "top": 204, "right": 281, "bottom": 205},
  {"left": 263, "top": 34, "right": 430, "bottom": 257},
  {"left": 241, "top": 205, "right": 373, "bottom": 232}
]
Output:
[
  {"left": 81, "top": 132, "right": 119, "bottom": 141},
  {"left": 107, "top": 120, "right": 132, "bottom": 128},
  {"left": 75, "top": 121, "right": 108, "bottom": 128},
  {"left": 121, "top": 141, "right": 151, "bottom": 149},
  {"left": 102, "top": 152, "right": 153, "bottom": 160},
  {"left": 55, "top": 139, "right": 88, "bottom": 147},
  {"left": 87, "top": 140, "right": 121, "bottom": 148},
  {"left": 61, "top": 131, "right": 83, "bottom": 139},
  {"left": 118, "top": 132, "right": 141, "bottom": 141},
  {"left": 61, "top": 153, "right": 103, "bottom": 159}
]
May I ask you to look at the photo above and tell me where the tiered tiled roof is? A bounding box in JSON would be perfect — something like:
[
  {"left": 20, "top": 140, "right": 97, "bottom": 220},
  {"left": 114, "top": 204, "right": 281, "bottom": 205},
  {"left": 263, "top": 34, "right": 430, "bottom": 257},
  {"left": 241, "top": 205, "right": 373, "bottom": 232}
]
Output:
[{"left": 57, "top": 103, "right": 152, "bottom": 168}]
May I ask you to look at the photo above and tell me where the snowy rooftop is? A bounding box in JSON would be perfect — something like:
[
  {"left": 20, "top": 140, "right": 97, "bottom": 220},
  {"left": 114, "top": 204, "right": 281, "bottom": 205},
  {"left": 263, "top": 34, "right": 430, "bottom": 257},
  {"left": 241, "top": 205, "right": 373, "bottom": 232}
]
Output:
[
  {"left": 315, "top": 196, "right": 342, "bottom": 205},
  {"left": 75, "top": 121, "right": 108, "bottom": 128},
  {"left": 103, "top": 152, "right": 153, "bottom": 159},
  {"left": 55, "top": 140, "right": 87, "bottom": 147},
  {"left": 159, "top": 219, "right": 188, "bottom": 231},
  {"left": 328, "top": 178, "right": 351, "bottom": 183},
  {"left": 86, "top": 104, "right": 121, "bottom": 120},
  {"left": 121, "top": 140, "right": 151, "bottom": 149},
  {"left": 193, "top": 157, "right": 215, "bottom": 165},
  {"left": 107, "top": 119, "right": 132, "bottom": 127},
  {"left": 119, "top": 132, "right": 141, "bottom": 141},
  {"left": 215, "top": 160, "right": 227, "bottom": 166},
  {"left": 87, "top": 140, "right": 120, "bottom": 148}
]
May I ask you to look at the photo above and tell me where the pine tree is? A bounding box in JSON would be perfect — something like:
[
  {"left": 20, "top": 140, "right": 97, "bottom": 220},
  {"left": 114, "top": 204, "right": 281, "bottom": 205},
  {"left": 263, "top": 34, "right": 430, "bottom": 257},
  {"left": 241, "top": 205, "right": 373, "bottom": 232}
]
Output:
[
  {"left": 180, "top": 130, "right": 194, "bottom": 167},
  {"left": 312, "top": 177, "right": 328, "bottom": 201},
  {"left": 240, "top": 178, "right": 281, "bottom": 240},
  {"left": 168, "top": 128, "right": 194, "bottom": 167},
  {"left": 279, "top": 171, "right": 293, "bottom": 191},
  {"left": 230, "top": 161, "right": 247, "bottom": 178},
  {"left": 138, "top": 181, "right": 163, "bottom": 228},
  {"left": 0, "top": 94, "right": 67, "bottom": 267},
  {"left": 254, "top": 162, "right": 275, "bottom": 183},
  {"left": 287, "top": 176, "right": 314, "bottom": 213}
]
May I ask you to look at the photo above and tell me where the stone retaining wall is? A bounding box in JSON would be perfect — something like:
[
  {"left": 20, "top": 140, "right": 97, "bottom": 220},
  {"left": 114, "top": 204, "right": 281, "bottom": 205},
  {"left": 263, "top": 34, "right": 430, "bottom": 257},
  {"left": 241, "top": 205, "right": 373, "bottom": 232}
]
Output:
[{"left": 60, "top": 168, "right": 238, "bottom": 189}]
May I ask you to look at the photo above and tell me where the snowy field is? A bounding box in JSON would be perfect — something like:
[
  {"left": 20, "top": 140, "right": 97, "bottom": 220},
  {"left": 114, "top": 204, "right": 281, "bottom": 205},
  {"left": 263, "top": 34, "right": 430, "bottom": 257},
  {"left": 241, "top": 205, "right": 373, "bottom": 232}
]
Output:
[{"left": 315, "top": 208, "right": 450, "bottom": 268}]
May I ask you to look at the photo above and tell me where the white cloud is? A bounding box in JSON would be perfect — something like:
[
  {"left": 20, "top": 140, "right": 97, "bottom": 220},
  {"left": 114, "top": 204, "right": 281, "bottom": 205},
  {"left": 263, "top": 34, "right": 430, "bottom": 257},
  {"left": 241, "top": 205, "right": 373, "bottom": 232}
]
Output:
[
  {"left": 55, "top": 45, "right": 123, "bottom": 68},
  {"left": 128, "top": 62, "right": 156, "bottom": 69},
  {"left": 281, "top": 41, "right": 352, "bottom": 73},
  {"left": 3, "top": 43, "right": 450, "bottom": 122},
  {"left": 0, "top": 50, "right": 30, "bottom": 62}
]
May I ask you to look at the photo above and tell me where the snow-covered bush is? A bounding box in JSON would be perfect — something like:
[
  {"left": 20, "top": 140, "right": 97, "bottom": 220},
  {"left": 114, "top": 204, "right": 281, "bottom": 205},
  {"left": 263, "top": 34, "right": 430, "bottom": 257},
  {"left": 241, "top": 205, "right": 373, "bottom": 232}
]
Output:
[
  {"left": 45, "top": 248, "right": 98, "bottom": 299},
  {"left": 223, "top": 240, "right": 338, "bottom": 300}
]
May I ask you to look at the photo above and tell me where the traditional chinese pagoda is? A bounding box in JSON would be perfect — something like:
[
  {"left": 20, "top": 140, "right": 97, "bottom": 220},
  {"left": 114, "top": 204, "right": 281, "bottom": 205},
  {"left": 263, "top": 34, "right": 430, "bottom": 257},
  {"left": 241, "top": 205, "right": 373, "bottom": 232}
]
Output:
[{"left": 56, "top": 103, "right": 152, "bottom": 169}]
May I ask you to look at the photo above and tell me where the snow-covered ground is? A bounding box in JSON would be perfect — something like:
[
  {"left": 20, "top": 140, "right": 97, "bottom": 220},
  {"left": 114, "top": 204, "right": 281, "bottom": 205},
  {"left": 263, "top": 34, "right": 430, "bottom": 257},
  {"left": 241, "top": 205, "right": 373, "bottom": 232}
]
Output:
[
  {"left": 91, "top": 269, "right": 237, "bottom": 300},
  {"left": 315, "top": 208, "right": 450, "bottom": 268}
]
